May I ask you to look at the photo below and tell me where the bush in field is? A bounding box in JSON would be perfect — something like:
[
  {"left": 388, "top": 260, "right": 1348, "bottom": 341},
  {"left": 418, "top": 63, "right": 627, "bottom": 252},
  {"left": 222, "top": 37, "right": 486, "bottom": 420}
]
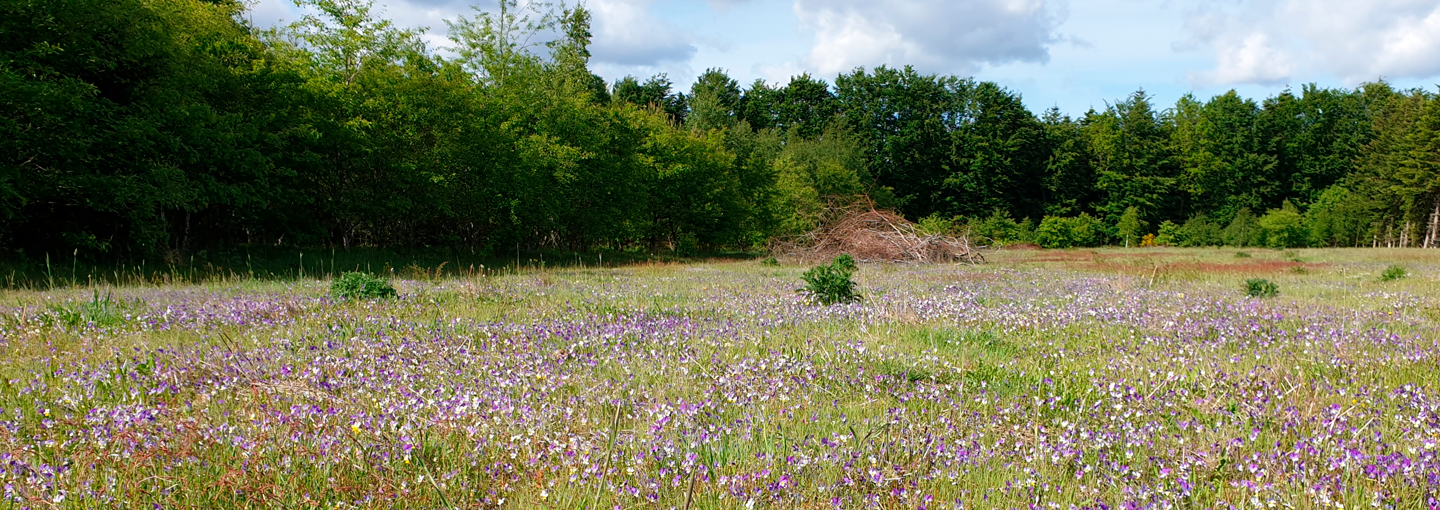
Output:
[
  {"left": 1153, "top": 220, "right": 1181, "bottom": 246},
  {"left": 1380, "top": 265, "right": 1408, "bottom": 282},
  {"left": 1177, "top": 215, "right": 1223, "bottom": 246},
  {"left": 760, "top": 257, "right": 780, "bottom": 267},
  {"left": 1245, "top": 278, "right": 1279, "bottom": 298},
  {"left": 1259, "top": 201, "right": 1308, "bottom": 248},
  {"left": 1223, "top": 208, "right": 1264, "bottom": 247},
  {"left": 331, "top": 272, "right": 397, "bottom": 300},
  {"left": 1034, "top": 213, "right": 1103, "bottom": 248},
  {"left": 967, "top": 210, "right": 1034, "bottom": 245},
  {"left": 800, "top": 255, "right": 860, "bottom": 305}
]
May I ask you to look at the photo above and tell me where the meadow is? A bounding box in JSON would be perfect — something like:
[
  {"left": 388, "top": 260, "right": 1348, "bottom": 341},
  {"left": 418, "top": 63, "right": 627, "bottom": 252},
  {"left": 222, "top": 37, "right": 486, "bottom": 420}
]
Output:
[{"left": 1, "top": 248, "right": 1438, "bottom": 509}]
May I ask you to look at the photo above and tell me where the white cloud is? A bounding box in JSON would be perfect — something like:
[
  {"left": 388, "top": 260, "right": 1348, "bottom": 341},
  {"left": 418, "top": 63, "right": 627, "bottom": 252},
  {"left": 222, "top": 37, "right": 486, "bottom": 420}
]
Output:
[
  {"left": 588, "top": 0, "right": 697, "bottom": 67},
  {"left": 1187, "top": 31, "right": 1296, "bottom": 86},
  {"left": 1181, "top": 0, "right": 1440, "bottom": 86},
  {"left": 793, "top": 0, "right": 1065, "bottom": 76}
]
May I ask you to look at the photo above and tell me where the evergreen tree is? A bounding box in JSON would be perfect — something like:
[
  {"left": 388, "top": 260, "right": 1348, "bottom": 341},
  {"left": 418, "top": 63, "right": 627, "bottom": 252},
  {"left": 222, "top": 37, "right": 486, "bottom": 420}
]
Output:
[{"left": 1087, "top": 90, "right": 1177, "bottom": 228}]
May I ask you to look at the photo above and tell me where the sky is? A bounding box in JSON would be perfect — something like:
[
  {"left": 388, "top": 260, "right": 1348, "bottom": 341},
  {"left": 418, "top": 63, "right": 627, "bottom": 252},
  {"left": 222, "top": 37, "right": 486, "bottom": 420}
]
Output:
[{"left": 245, "top": 0, "right": 1440, "bottom": 116}]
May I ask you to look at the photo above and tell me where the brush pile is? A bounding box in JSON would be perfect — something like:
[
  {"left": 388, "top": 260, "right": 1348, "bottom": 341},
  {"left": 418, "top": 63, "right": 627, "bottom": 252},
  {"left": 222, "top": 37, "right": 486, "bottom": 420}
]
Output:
[{"left": 778, "top": 203, "right": 985, "bottom": 264}]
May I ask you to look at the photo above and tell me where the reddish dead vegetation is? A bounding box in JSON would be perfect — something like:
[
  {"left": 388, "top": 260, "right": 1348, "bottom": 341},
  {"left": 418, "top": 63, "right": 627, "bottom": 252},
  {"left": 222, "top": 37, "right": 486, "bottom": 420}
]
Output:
[
  {"left": 1180, "top": 261, "right": 1329, "bottom": 273},
  {"left": 1024, "top": 252, "right": 1098, "bottom": 263},
  {"left": 1025, "top": 251, "right": 1169, "bottom": 263},
  {"left": 777, "top": 202, "right": 986, "bottom": 264},
  {"left": 1083, "top": 260, "right": 1329, "bottom": 274}
]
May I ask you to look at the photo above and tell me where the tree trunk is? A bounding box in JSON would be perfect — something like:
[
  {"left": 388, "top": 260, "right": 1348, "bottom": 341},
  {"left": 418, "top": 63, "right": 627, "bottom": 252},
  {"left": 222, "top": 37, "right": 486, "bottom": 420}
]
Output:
[{"left": 1427, "top": 196, "right": 1440, "bottom": 249}]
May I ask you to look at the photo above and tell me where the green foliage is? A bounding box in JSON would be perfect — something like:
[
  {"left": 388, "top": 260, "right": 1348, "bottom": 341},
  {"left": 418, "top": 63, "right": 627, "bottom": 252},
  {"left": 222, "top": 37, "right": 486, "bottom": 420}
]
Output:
[
  {"left": 1259, "top": 201, "right": 1309, "bottom": 248},
  {"left": 967, "top": 210, "right": 1033, "bottom": 245},
  {"left": 916, "top": 214, "right": 961, "bottom": 236},
  {"left": 1154, "top": 221, "right": 1181, "bottom": 246},
  {"left": 1303, "top": 186, "right": 1373, "bottom": 247},
  {"left": 770, "top": 126, "right": 871, "bottom": 236},
  {"left": 1235, "top": 251, "right": 1251, "bottom": 258},
  {"left": 1244, "top": 278, "right": 1279, "bottom": 298},
  {"left": 614, "top": 74, "right": 688, "bottom": 122},
  {"left": 800, "top": 255, "right": 860, "bottom": 305},
  {"left": 0, "top": 0, "right": 1431, "bottom": 263},
  {"left": 1380, "top": 265, "right": 1408, "bottom": 282},
  {"left": 1034, "top": 214, "right": 1103, "bottom": 249},
  {"left": 1089, "top": 91, "right": 1176, "bottom": 228},
  {"left": 1172, "top": 92, "right": 1276, "bottom": 223},
  {"left": 1116, "top": 206, "right": 1146, "bottom": 247},
  {"left": 1350, "top": 89, "right": 1440, "bottom": 247},
  {"left": 330, "top": 272, "right": 397, "bottom": 300},
  {"left": 675, "top": 233, "right": 699, "bottom": 257},
  {"left": 1176, "top": 215, "right": 1223, "bottom": 247},
  {"left": 760, "top": 257, "right": 779, "bottom": 267},
  {"left": 834, "top": 67, "right": 1049, "bottom": 221},
  {"left": 686, "top": 68, "right": 741, "bottom": 132},
  {"left": 1223, "top": 208, "right": 1264, "bottom": 247},
  {"left": 44, "top": 292, "right": 133, "bottom": 328}
]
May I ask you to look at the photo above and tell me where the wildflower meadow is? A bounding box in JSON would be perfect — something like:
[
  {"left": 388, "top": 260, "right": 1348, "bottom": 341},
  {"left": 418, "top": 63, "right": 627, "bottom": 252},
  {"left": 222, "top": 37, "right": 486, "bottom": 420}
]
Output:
[{"left": 1, "top": 249, "right": 1438, "bottom": 509}]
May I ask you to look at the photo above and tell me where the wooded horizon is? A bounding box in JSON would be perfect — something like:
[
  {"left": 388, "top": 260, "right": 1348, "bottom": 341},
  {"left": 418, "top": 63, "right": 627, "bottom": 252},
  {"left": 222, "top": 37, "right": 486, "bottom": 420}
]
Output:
[{"left": 5, "top": 0, "right": 1440, "bottom": 264}]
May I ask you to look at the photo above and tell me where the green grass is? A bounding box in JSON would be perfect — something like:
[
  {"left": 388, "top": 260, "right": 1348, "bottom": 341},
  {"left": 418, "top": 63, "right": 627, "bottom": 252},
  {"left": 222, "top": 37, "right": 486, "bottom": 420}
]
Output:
[
  {"left": 0, "top": 245, "right": 762, "bottom": 290},
  {"left": 0, "top": 247, "right": 1437, "bottom": 508}
]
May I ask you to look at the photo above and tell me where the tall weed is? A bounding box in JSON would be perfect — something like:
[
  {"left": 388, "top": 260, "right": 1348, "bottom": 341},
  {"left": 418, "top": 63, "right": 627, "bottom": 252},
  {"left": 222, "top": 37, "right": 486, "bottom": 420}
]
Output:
[{"left": 800, "top": 255, "right": 861, "bottom": 305}]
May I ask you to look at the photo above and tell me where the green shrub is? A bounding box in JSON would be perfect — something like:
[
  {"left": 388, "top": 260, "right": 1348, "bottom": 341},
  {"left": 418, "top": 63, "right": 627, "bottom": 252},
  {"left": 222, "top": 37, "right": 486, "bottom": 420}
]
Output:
[
  {"left": 1244, "top": 278, "right": 1279, "bottom": 298},
  {"left": 1177, "top": 215, "right": 1223, "bottom": 247},
  {"left": 760, "top": 257, "right": 780, "bottom": 267},
  {"left": 800, "top": 254, "right": 861, "bottom": 305},
  {"left": 1223, "top": 208, "right": 1263, "bottom": 247},
  {"left": 1034, "top": 214, "right": 1103, "bottom": 249},
  {"left": 676, "top": 233, "right": 699, "bottom": 257},
  {"left": 916, "top": 214, "right": 961, "bottom": 236},
  {"left": 967, "top": 210, "right": 1033, "bottom": 245},
  {"left": 1153, "top": 220, "right": 1181, "bottom": 246},
  {"left": 1235, "top": 251, "right": 1251, "bottom": 258},
  {"left": 331, "top": 272, "right": 397, "bottom": 300},
  {"left": 1380, "top": 265, "right": 1408, "bottom": 282},
  {"left": 1258, "top": 201, "right": 1308, "bottom": 248}
]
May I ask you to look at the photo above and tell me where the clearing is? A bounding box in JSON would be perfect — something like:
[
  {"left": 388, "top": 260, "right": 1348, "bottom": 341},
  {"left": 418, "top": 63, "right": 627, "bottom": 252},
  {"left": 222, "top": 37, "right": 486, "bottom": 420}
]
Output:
[{"left": 0, "top": 248, "right": 1437, "bottom": 508}]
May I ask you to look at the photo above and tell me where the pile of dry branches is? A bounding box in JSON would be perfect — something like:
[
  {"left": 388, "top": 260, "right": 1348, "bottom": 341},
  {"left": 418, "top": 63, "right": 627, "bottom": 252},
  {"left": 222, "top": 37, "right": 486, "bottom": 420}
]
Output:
[{"left": 776, "top": 202, "right": 986, "bottom": 264}]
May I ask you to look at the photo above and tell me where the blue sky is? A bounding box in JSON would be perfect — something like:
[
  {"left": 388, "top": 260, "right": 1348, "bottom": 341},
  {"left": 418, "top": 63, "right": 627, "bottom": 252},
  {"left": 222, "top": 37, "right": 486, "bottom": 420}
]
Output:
[{"left": 247, "top": 0, "right": 1440, "bottom": 116}]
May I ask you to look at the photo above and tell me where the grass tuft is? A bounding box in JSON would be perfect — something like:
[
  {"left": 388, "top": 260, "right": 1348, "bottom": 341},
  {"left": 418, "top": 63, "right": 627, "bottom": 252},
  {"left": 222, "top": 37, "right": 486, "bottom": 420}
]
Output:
[
  {"left": 330, "top": 272, "right": 397, "bottom": 300},
  {"left": 1244, "top": 277, "right": 1279, "bottom": 298},
  {"left": 1380, "top": 264, "right": 1408, "bottom": 282},
  {"left": 800, "top": 255, "right": 861, "bottom": 305}
]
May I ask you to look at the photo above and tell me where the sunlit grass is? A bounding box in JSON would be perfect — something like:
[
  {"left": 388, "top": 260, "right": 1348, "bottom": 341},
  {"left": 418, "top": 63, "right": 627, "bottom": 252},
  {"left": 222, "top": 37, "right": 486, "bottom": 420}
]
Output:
[{"left": 0, "top": 248, "right": 1437, "bottom": 508}]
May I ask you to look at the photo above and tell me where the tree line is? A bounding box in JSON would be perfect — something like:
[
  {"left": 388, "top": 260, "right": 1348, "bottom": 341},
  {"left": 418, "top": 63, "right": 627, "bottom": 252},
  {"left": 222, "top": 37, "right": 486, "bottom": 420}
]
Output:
[{"left": 4, "top": 0, "right": 1440, "bottom": 265}]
